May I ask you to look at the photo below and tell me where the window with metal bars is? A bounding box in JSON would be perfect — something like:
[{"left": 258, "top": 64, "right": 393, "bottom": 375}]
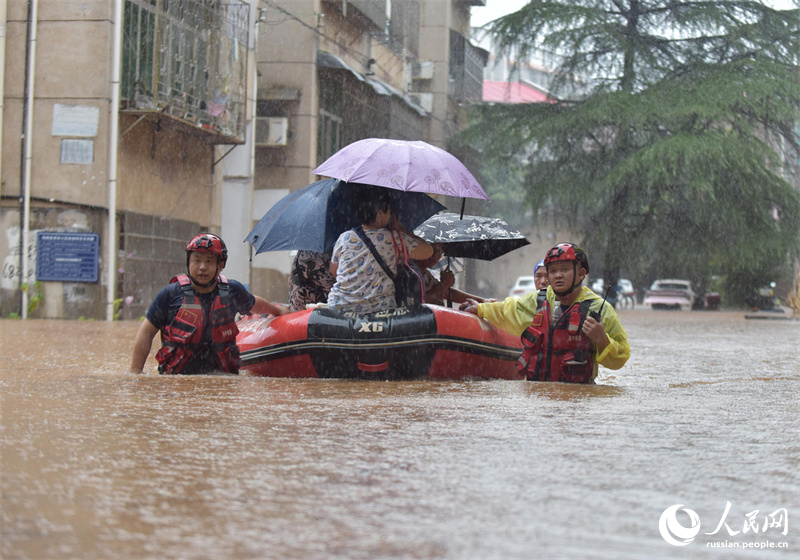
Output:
[{"left": 121, "top": 0, "right": 250, "bottom": 140}]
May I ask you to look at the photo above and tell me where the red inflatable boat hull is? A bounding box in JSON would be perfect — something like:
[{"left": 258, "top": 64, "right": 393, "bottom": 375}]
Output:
[{"left": 236, "top": 305, "right": 524, "bottom": 380}]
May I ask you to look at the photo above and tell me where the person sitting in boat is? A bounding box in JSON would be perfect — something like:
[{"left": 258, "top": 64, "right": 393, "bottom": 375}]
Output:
[
  {"left": 327, "top": 185, "right": 433, "bottom": 314},
  {"left": 129, "top": 233, "right": 286, "bottom": 375},
  {"left": 461, "top": 242, "right": 629, "bottom": 384},
  {"left": 414, "top": 243, "right": 491, "bottom": 307},
  {"left": 289, "top": 250, "right": 336, "bottom": 311}
]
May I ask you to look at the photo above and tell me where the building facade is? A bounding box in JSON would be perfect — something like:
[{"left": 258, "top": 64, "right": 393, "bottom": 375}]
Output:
[
  {"left": 0, "top": 0, "right": 487, "bottom": 320},
  {"left": 243, "top": 0, "right": 487, "bottom": 301}
]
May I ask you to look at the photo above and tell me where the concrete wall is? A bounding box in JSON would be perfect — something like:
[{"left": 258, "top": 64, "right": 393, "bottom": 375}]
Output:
[
  {"left": 0, "top": 202, "right": 107, "bottom": 319},
  {"left": 1, "top": 1, "right": 114, "bottom": 318},
  {"left": 117, "top": 116, "right": 216, "bottom": 225},
  {"left": 1, "top": 0, "right": 226, "bottom": 318},
  {"left": 118, "top": 211, "right": 204, "bottom": 321},
  {"left": 3, "top": 1, "right": 112, "bottom": 207}
]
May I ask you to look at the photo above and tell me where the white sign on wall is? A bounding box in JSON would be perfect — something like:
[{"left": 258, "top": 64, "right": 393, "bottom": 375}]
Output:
[
  {"left": 60, "top": 139, "right": 94, "bottom": 164},
  {"left": 52, "top": 104, "right": 99, "bottom": 137}
]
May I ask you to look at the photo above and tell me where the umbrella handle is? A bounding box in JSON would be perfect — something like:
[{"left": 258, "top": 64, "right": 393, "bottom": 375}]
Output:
[{"left": 445, "top": 257, "right": 452, "bottom": 307}]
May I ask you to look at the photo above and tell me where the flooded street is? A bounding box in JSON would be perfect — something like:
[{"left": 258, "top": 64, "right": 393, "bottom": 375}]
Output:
[{"left": 1, "top": 311, "right": 797, "bottom": 559}]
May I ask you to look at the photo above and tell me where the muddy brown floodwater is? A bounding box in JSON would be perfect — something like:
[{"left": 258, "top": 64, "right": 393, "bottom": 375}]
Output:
[{"left": 1, "top": 310, "right": 798, "bottom": 559}]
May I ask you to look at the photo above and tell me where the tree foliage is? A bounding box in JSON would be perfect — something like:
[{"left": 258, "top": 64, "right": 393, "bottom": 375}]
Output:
[{"left": 462, "top": 0, "right": 800, "bottom": 305}]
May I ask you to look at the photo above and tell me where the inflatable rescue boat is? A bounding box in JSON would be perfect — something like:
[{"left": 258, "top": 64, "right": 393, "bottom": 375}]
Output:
[{"left": 236, "top": 305, "right": 524, "bottom": 380}]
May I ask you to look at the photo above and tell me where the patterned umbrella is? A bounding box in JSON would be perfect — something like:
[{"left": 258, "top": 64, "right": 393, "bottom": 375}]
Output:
[
  {"left": 414, "top": 212, "right": 529, "bottom": 261},
  {"left": 312, "top": 138, "right": 488, "bottom": 200}
]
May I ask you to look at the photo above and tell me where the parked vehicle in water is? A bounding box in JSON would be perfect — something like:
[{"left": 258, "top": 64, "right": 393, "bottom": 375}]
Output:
[
  {"left": 509, "top": 276, "right": 538, "bottom": 297},
  {"left": 642, "top": 279, "right": 696, "bottom": 311},
  {"left": 745, "top": 282, "right": 780, "bottom": 311}
]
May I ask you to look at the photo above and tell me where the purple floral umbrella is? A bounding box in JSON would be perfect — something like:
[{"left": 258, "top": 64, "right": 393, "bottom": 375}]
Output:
[{"left": 312, "top": 138, "right": 489, "bottom": 200}]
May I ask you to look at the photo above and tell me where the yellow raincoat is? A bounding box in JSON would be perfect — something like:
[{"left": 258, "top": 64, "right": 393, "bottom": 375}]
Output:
[{"left": 478, "top": 286, "right": 631, "bottom": 378}]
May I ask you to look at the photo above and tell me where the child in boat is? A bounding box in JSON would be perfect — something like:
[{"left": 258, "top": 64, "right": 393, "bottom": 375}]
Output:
[
  {"left": 129, "top": 233, "right": 286, "bottom": 375},
  {"left": 461, "top": 242, "right": 629, "bottom": 383},
  {"left": 327, "top": 185, "right": 433, "bottom": 314}
]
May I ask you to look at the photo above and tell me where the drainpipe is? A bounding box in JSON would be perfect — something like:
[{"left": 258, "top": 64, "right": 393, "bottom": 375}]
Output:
[
  {"left": 252, "top": 8, "right": 261, "bottom": 181},
  {"left": 0, "top": 0, "right": 7, "bottom": 193},
  {"left": 20, "top": 0, "right": 38, "bottom": 319},
  {"left": 106, "top": 0, "right": 122, "bottom": 321},
  {"left": 248, "top": 5, "right": 262, "bottom": 276}
]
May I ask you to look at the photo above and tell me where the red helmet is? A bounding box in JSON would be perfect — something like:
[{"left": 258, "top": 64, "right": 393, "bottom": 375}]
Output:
[
  {"left": 186, "top": 233, "right": 227, "bottom": 262},
  {"left": 544, "top": 242, "right": 589, "bottom": 274}
]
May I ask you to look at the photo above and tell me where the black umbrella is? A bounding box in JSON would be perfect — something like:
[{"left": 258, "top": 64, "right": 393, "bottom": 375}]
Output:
[
  {"left": 245, "top": 179, "right": 446, "bottom": 254},
  {"left": 413, "top": 212, "right": 530, "bottom": 261}
]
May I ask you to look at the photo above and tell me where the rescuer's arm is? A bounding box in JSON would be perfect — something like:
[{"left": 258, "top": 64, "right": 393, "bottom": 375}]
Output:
[
  {"left": 129, "top": 319, "right": 159, "bottom": 373},
  {"left": 478, "top": 295, "right": 538, "bottom": 337},
  {"left": 250, "top": 296, "right": 287, "bottom": 316},
  {"left": 590, "top": 305, "right": 630, "bottom": 370},
  {"left": 582, "top": 316, "right": 609, "bottom": 351},
  {"left": 448, "top": 287, "right": 492, "bottom": 305}
]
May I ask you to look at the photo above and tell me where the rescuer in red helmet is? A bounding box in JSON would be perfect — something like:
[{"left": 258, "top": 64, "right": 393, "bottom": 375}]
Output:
[
  {"left": 129, "top": 233, "right": 286, "bottom": 375},
  {"left": 461, "top": 242, "right": 630, "bottom": 384}
]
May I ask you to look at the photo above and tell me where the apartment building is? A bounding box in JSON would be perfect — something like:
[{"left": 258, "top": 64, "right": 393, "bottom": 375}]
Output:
[
  {"left": 0, "top": 0, "right": 486, "bottom": 320},
  {"left": 241, "top": 0, "right": 487, "bottom": 301}
]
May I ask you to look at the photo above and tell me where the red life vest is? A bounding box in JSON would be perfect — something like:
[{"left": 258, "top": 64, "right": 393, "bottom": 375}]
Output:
[
  {"left": 155, "top": 274, "right": 241, "bottom": 375},
  {"left": 516, "top": 297, "right": 595, "bottom": 384}
]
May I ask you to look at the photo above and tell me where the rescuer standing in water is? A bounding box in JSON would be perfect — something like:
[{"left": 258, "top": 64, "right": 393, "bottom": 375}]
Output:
[
  {"left": 129, "top": 233, "right": 285, "bottom": 375},
  {"left": 462, "top": 242, "right": 630, "bottom": 383}
]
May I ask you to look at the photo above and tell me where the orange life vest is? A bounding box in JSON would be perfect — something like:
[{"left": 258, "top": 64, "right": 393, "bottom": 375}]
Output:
[
  {"left": 155, "top": 274, "right": 240, "bottom": 375},
  {"left": 516, "top": 297, "right": 595, "bottom": 384}
]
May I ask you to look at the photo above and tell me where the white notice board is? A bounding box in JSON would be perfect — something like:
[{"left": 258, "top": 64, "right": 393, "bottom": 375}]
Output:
[{"left": 52, "top": 104, "right": 99, "bottom": 137}]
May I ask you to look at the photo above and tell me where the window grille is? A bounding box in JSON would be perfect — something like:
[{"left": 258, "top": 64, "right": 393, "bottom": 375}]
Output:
[
  {"left": 317, "top": 110, "right": 343, "bottom": 165},
  {"left": 121, "top": 0, "right": 250, "bottom": 141},
  {"left": 449, "top": 30, "right": 486, "bottom": 105}
]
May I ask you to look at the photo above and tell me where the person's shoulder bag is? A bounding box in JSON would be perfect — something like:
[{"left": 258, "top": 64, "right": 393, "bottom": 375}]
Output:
[{"left": 354, "top": 227, "right": 425, "bottom": 307}]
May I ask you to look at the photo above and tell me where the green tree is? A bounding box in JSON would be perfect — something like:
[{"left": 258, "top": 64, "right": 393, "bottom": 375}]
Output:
[{"left": 463, "top": 0, "right": 800, "bottom": 306}]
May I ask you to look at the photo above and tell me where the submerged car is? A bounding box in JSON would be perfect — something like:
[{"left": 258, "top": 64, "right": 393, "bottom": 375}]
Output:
[{"left": 642, "top": 279, "right": 696, "bottom": 311}]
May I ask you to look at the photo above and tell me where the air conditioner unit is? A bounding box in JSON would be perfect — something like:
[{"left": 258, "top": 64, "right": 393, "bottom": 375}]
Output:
[
  {"left": 255, "top": 117, "right": 288, "bottom": 146},
  {"left": 412, "top": 61, "right": 435, "bottom": 80},
  {"left": 410, "top": 93, "right": 433, "bottom": 113}
]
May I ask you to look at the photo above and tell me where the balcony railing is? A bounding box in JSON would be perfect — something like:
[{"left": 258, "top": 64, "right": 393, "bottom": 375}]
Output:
[
  {"left": 449, "top": 30, "right": 488, "bottom": 105},
  {"left": 121, "top": 0, "right": 250, "bottom": 142}
]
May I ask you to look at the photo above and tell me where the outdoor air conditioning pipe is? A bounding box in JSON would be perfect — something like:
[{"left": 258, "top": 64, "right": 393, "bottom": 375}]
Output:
[
  {"left": 106, "top": 0, "right": 122, "bottom": 321},
  {"left": 0, "top": 0, "right": 8, "bottom": 193},
  {"left": 20, "top": 0, "right": 38, "bottom": 319}
]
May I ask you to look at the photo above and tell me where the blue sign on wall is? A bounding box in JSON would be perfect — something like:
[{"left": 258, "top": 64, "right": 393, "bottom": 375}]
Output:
[{"left": 36, "top": 232, "right": 100, "bottom": 282}]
